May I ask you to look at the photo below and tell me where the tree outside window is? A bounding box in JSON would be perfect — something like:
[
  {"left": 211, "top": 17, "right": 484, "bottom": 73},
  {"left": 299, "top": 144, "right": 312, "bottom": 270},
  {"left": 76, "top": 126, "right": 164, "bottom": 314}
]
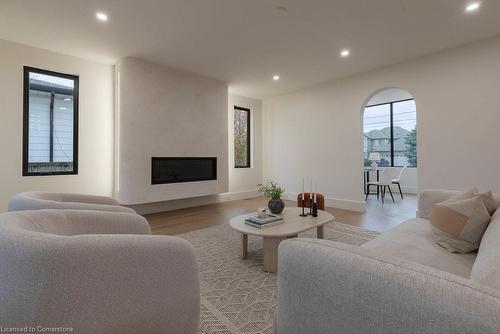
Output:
[{"left": 234, "top": 106, "right": 250, "bottom": 168}]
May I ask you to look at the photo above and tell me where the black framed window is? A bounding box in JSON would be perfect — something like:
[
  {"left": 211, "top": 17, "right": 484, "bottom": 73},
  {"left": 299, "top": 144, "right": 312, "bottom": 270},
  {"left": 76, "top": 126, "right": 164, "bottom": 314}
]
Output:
[
  {"left": 234, "top": 106, "right": 250, "bottom": 168},
  {"left": 23, "top": 67, "right": 79, "bottom": 176},
  {"left": 363, "top": 98, "right": 417, "bottom": 167}
]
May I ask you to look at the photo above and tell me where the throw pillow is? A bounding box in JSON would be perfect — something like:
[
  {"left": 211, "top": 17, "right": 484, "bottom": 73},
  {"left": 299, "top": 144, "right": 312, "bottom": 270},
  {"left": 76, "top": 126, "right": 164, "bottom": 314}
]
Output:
[
  {"left": 430, "top": 196, "right": 491, "bottom": 253},
  {"left": 475, "top": 191, "right": 500, "bottom": 216}
]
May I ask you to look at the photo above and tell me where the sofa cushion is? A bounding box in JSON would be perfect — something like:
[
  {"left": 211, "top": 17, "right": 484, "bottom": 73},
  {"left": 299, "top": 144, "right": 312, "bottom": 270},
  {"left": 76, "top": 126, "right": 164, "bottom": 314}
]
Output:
[
  {"left": 430, "top": 196, "right": 491, "bottom": 253},
  {"left": 361, "top": 218, "right": 476, "bottom": 278},
  {"left": 448, "top": 188, "right": 477, "bottom": 201},
  {"left": 470, "top": 209, "right": 500, "bottom": 290}
]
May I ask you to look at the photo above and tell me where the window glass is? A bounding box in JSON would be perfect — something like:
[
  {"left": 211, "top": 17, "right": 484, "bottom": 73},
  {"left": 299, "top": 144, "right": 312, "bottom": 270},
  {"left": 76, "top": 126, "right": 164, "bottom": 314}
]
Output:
[
  {"left": 363, "top": 99, "right": 417, "bottom": 167},
  {"left": 363, "top": 104, "right": 391, "bottom": 167},
  {"left": 393, "top": 100, "right": 417, "bottom": 167}
]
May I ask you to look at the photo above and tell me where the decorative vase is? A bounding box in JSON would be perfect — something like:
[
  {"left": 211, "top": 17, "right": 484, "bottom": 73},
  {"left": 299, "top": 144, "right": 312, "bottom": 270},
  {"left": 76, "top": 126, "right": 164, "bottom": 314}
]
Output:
[
  {"left": 268, "top": 198, "right": 285, "bottom": 214},
  {"left": 312, "top": 202, "right": 318, "bottom": 217}
]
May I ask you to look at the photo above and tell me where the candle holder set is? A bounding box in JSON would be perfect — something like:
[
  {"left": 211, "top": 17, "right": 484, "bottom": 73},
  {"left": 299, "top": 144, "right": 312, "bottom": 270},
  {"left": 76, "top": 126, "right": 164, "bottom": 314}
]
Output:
[
  {"left": 299, "top": 195, "right": 318, "bottom": 217},
  {"left": 300, "top": 178, "right": 319, "bottom": 218}
]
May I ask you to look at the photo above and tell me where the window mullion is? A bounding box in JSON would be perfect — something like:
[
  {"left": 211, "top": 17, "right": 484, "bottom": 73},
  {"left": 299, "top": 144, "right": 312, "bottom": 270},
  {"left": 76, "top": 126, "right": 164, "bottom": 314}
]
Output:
[
  {"left": 390, "top": 102, "right": 394, "bottom": 167},
  {"left": 49, "top": 91, "right": 55, "bottom": 163}
]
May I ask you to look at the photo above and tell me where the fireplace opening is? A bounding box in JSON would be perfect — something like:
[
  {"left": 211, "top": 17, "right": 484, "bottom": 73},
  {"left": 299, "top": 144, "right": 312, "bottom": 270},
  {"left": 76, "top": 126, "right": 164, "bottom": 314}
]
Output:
[{"left": 151, "top": 157, "right": 217, "bottom": 184}]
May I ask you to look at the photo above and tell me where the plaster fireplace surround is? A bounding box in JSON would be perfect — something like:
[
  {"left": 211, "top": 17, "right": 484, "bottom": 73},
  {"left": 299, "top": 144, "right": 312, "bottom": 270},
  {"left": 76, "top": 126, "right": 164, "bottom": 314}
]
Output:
[{"left": 116, "top": 57, "right": 229, "bottom": 206}]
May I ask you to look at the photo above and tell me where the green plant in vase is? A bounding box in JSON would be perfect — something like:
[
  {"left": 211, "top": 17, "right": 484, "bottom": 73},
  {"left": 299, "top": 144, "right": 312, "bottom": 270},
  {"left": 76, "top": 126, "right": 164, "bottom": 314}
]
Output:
[{"left": 257, "top": 181, "right": 286, "bottom": 214}]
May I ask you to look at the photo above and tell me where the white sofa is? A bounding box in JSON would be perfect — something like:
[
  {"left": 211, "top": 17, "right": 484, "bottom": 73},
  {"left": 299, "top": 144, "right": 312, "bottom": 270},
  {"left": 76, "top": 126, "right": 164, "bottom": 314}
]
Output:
[
  {"left": 0, "top": 209, "right": 200, "bottom": 334},
  {"left": 8, "top": 191, "right": 135, "bottom": 213},
  {"left": 274, "top": 190, "right": 500, "bottom": 334}
]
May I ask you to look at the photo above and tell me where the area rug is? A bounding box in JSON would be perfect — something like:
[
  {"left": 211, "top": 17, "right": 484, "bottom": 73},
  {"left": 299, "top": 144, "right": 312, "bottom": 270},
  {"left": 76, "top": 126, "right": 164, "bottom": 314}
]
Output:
[{"left": 178, "top": 221, "right": 380, "bottom": 334}]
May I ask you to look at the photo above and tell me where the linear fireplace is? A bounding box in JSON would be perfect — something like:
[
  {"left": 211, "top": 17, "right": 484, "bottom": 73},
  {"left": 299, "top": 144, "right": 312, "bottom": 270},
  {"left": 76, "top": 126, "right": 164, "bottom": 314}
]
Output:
[{"left": 151, "top": 157, "right": 217, "bottom": 185}]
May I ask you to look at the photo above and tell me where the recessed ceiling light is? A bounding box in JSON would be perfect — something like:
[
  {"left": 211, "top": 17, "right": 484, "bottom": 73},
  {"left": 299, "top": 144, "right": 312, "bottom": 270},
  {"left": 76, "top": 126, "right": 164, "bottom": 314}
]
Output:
[
  {"left": 272, "top": 75, "right": 280, "bottom": 81},
  {"left": 340, "top": 49, "right": 350, "bottom": 58},
  {"left": 96, "top": 12, "right": 108, "bottom": 22},
  {"left": 465, "top": 2, "right": 480, "bottom": 12}
]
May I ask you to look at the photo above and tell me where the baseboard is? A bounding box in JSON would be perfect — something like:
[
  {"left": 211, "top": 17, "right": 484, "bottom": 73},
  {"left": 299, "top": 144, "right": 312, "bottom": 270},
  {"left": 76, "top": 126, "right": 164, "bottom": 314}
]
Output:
[
  {"left": 129, "top": 190, "right": 261, "bottom": 215},
  {"left": 401, "top": 186, "right": 418, "bottom": 195},
  {"left": 217, "top": 190, "right": 261, "bottom": 202},
  {"left": 130, "top": 190, "right": 368, "bottom": 215},
  {"left": 283, "top": 192, "right": 366, "bottom": 212}
]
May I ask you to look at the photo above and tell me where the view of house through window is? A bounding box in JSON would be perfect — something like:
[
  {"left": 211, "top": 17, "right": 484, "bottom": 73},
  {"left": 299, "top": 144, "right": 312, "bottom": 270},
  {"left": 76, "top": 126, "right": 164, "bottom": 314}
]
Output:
[
  {"left": 363, "top": 98, "right": 417, "bottom": 167},
  {"left": 23, "top": 67, "right": 78, "bottom": 175},
  {"left": 234, "top": 106, "right": 250, "bottom": 168}
]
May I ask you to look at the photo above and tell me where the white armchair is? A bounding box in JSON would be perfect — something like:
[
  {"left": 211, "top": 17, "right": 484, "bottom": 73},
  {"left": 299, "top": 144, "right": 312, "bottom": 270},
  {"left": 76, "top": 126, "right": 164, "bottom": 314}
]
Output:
[{"left": 0, "top": 209, "right": 200, "bottom": 334}]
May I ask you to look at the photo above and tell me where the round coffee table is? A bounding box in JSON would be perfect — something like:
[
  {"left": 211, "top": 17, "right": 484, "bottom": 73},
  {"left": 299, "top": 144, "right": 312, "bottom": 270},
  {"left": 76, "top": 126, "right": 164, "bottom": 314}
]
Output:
[{"left": 229, "top": 207, "right": 334, "bottom": 273}]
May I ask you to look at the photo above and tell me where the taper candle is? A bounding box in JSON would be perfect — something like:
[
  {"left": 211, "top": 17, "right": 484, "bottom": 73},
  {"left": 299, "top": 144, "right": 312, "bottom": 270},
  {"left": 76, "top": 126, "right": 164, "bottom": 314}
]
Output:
[
  {"left": 302, "top": 179, "right": 305, "bottom": 200},
  {"left": 314, "top": 180, "right": 317, "bottom": 203},
  {"left": 310, "top": 178, "right": 313, "bottom": 198}
]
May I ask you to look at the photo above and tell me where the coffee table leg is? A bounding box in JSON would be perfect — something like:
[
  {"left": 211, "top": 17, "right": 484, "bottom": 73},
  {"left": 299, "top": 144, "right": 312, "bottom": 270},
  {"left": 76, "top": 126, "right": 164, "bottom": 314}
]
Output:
[
  {"left": 263, "top": 236, "right": 286, "bottom": 273},
  {"left": 317, "top": 225, "right": 324, "bottom": 239},
  {"left": 241, "top": 234, "right": 248, "bottom": 259}
]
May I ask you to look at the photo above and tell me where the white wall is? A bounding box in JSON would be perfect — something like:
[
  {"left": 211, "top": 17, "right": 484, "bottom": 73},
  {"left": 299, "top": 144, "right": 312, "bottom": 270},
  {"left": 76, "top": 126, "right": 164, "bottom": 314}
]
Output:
[
  {"left": 116, "top": 57, "right": 229, "bottom": 205},
  {"left": 228, "top": 94, "right": 263, "bottom": 196},
  {"left": 0, "top": 39, "right": 114, "bottom": 212},
  {"left": 366, "top": 88, "right": 413, "bottom": 105},
  {"left": 263, "top": 36, "right": 500, "bottom": 211}
]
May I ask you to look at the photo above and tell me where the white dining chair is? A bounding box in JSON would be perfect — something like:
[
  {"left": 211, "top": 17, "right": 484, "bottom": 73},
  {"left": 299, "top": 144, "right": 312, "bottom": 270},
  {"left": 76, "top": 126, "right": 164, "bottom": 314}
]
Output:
[
  {"left": 365, "top": 167, "right": 399, "bottom": 203},
  {"left": 392, "top": 166, "right": 407, "bottom": 199}
]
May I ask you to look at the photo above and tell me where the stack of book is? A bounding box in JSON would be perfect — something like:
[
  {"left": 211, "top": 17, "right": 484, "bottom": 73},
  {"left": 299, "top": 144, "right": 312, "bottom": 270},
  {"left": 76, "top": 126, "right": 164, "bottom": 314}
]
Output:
[{"left": 245, "top": 213, "right": 284, "bottom": 229}]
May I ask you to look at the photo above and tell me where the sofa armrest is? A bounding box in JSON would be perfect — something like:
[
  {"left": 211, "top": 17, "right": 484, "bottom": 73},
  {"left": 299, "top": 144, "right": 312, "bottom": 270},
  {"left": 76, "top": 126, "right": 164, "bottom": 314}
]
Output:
[
  {"left": 54, "top": 201, "right": 136, "bottom": 213},
  {"left": 8, "top": 192, "right": 135, "bottom": 213},
  {"left": 5, "top": 209, "right": 151, "bottom": 235},
  {"left": 417, "top": 189, "right": 461, "bottom": 219},
  {"left": 0, "top": 234, "right": 199, "bottom": 334},
  {"left": 58, "top": 193, "right": 121, "bottom": 206},
  {"left": 275, "top": 238, "right": 500, "bottom": 334}
]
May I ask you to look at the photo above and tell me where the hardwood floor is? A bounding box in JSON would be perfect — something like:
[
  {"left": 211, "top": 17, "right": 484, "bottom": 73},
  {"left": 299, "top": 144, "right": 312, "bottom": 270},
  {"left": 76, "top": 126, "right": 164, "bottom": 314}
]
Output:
[{"left": 146, "top": 194, "right": 417, "bottom": 235}]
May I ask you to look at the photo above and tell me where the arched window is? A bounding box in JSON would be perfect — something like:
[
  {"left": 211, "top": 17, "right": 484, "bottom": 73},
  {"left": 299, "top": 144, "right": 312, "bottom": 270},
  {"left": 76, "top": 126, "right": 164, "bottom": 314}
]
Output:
[{"left": 363, "top": 89, "right": 417, "bottom": 167}]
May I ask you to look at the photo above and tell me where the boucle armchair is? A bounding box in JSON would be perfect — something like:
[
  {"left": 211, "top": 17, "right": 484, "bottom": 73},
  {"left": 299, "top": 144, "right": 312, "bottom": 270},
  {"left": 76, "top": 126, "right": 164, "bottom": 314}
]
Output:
[
  {"left": 8, "top": 191, "right": 135, "bottom": 213},
  {"left": 0, "top": 209, "right": 200, "bottom": 334}
]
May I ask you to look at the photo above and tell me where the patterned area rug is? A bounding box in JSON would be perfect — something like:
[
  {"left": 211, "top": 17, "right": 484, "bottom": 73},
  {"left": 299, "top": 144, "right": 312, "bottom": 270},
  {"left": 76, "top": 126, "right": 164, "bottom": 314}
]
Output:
[{"left": 179, "top": 221, "right": 379, "bottom": 334}]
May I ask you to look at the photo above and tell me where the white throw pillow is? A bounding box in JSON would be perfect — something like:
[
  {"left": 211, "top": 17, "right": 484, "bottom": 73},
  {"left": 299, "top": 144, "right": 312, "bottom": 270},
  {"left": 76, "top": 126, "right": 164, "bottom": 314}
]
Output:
[
  {"left": 430, "top": 196, "right": 491, "bottom": 253},
  {"left": 475, "top": 191, "right": 500, "bottom": 216}
]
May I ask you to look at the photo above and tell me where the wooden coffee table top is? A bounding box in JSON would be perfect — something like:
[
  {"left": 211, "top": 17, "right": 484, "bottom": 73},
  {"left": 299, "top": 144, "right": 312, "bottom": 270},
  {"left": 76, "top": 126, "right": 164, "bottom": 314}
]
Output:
[{"left": 229, "top": 207, "right": 334, "bottom": 237}]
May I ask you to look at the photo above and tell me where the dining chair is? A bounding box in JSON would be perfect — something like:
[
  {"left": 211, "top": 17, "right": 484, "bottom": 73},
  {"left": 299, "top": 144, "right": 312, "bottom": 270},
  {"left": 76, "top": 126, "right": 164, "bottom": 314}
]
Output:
[
  {"left": 392, "top": 166, "right": 407, "bottom": 199},
  {"left": 296, "top": 192, "right": 325, "bottom": 210},
  {"left": 365, "top": 167, "right": 399, "bottom": 203}
]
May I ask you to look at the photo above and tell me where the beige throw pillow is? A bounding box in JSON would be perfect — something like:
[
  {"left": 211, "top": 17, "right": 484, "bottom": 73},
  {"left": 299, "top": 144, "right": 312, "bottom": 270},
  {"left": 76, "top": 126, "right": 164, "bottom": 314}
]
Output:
[
  {"left": 430, "top": 196, "right": 491, "bottom": 253},
  {"left": 475, "top": 191, "right": 500, "bottom": 216}
]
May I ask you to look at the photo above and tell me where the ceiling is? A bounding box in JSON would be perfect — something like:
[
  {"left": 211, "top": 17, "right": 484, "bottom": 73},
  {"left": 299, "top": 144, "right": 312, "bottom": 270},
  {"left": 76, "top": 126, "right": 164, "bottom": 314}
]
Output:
[{"left": 1, "top": 0, "right": 499, "bottom": 99}]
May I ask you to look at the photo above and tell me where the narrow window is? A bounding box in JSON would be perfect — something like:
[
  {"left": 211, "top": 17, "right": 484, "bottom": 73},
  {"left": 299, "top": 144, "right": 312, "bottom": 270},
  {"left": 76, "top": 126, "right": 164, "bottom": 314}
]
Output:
[
  {"left": 23, "top": 67, "right": 79, "bottom": 175},
  {"left": 234, "top": 106, "right": 250, "bottom": 168}
]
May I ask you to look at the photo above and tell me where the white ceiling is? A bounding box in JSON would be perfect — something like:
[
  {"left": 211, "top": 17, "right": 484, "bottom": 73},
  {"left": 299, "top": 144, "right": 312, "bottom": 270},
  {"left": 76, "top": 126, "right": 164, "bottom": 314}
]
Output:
[{"left": 1, "top": 0, "right": 499, "bottom": 99}]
